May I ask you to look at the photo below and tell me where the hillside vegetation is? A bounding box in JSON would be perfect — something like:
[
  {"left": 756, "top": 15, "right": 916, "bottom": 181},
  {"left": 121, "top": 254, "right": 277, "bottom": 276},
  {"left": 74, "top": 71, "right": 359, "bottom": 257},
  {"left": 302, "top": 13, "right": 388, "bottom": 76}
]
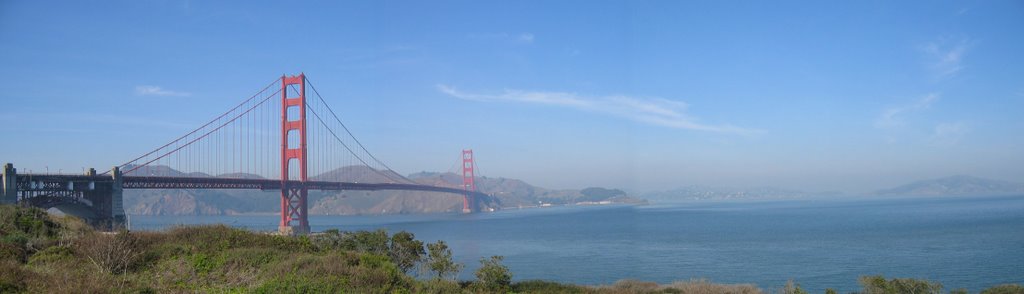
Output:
[{"left": 2, "top": 205, "right": 1021, "bottom": 293}]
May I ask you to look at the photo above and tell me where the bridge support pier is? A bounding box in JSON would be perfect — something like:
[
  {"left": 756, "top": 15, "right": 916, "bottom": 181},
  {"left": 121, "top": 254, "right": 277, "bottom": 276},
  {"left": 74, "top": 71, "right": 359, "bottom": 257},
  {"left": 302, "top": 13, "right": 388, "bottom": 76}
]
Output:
[
  {"left": 82, "top": 167, "right": 126, "bottom": 230},
  {"left": 2, "top": 163, "right": 17, "bottom": 205},
  {"left": 109, "top": 166, "right": 126, "bottom": 230}
]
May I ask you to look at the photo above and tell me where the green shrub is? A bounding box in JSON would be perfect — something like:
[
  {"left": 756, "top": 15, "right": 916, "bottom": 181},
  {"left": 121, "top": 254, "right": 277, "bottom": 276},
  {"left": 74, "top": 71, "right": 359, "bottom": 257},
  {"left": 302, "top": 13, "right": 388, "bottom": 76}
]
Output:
[
  {"left": 254, "top": 274, "right": 348, "bottom": 293},
  {"left": 188, "top": 252, "right": 222, "bottom": 274},
  {"left": 859, "top": 275, "right": 943, "bottom": 294},
  {"left": 664, "top": 279, "right": 763, "bottom": 294},
  {"left": 982, "top": 284, "right": 1024, "bottom": 294},
  {"left": 26, "top": 245, "right": 73, "bottom": 265},
  {"left": 0, "top": 240, "right": 26, "bottom": 263},
  {"left": 0, "top": 205, "right": 61, "bottom": 240},
  {"left": 512, "top": 280, "right": 589, "bottom": 293},
  {"left": 417, "top": 278, "right": 463, "bottom": 294},
  {"left": 221, "top": 247, "right": 283, "bottom": 268},
  {"left": 0, "top": 259, "right": 27, "bottom": 293},
  {"left": 607, "top": 279, "right": 660, "bottom": 292},
  {"left": 353, "top": 253, "right": 408, "bottom": 291}
]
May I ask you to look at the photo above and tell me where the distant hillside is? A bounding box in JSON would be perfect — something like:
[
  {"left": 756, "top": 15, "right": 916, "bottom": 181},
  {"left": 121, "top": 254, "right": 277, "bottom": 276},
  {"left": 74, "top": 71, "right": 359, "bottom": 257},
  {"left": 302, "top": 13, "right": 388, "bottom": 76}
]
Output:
[
  {"left": 641, "top": 186, "right": 833, "bottom": 202},
  {"left": 123, "top": 165, "right": 278, "bottom": 215},
  {"left": 123, "top": 165, "right": 643, "bottom": 215},
  {"left": 406, "top": 172, "right": 645, "bottom": 208},
  {"left": 874, "top": 175, "right": 1024, "bottom": 196}
]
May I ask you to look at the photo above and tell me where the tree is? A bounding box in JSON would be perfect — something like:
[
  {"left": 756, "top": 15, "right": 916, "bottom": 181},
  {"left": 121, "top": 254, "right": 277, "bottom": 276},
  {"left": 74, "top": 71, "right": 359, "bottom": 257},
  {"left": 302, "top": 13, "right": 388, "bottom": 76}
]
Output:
[
  {"left": 424, "top": 240, "right": 462, "bottom": 280},
  {"left": 388, "top": 231, "right": 425, "bottom": 274},
  {"left": 474, "top": 255, "right": 512, "bottom": 292}
]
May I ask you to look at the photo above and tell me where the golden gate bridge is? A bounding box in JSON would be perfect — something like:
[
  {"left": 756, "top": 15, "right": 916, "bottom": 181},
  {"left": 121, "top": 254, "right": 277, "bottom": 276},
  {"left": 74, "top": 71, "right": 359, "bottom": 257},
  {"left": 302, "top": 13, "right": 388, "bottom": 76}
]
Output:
[{"left": 1, "top": 73, "right": 488, "bottom": 235}]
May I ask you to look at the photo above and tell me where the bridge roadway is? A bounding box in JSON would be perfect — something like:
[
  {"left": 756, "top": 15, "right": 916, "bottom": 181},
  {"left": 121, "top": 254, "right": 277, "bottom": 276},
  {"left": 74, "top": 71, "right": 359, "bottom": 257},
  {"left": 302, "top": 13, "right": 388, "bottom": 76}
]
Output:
[
  {"left": 3, "top": 166, "right": 486, "bottom": 231},
  {"left": 10, "top": 174, "right": 485, "bottom": 198}
]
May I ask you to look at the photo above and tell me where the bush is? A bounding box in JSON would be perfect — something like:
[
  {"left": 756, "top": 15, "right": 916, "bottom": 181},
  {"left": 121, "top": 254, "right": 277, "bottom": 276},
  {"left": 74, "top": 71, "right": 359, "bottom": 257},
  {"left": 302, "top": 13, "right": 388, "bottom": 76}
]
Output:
[
  {"left": 859, "top": 275, "right": 943, "bottom": 294},
  {"left": 0, "top": 205, "right": 68, "bottom": 263},
  {"left": 607, "top": 279, "right": 660, "bottom": 292},
  {"left": 0, "top": 240, "right": 26, "bottom": 263},
  {"left": 512, "top": 280, "right": 589, "bottom": 293},
  {"left": 0, "top": 259, "right": 28, "bottom": 293},
  {"left": 982, "top": 284, "right": 1024, "bottom": 294},
  {"left": 664, "top": 279, "right": 763, "bottom": 294},
  {"left": 75, "top": 230, "right": 144, "bottom": 274},
  {"left": 163, "top": 225, "right": 312, "bottom": 253},
  {"left": 417, "top": 278, "right": 463, "bottom": 294},
  {"left": 254, "top": 274, "right": 348, "bottom": 293},
  {"left": 0, "top": 205, "right": 61, "bottom": 240},
  {"left": 26, "top": 245, "right": 74, "bottom": 265},
  {"left": 782, "top": 279, "right": 809, "bottom": 294}
]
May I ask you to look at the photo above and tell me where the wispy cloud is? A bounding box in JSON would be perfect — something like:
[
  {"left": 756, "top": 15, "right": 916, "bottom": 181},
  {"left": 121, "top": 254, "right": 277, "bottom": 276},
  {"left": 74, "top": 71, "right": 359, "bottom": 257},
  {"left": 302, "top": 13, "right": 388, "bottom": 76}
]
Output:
[
  {"left": 469, "top": 32, "right": 535, "bottom": 44},
  {"left": 517, "top": 33, "right": 534, "bottom": 43},
  {"left": 135, "top": 85, "right": 191, "bottom": 97},
  {"left": 922, "top": 38, "right": 970, "bottom": 79},
  {"left": 931, "top": 121, "right": 970, "bottom": 144},
  {"left": 437, "top": 85, "right": 757, "bottom": 134},
  {"left": 875, "top": 93, "right": 939, "bottom": 129}
]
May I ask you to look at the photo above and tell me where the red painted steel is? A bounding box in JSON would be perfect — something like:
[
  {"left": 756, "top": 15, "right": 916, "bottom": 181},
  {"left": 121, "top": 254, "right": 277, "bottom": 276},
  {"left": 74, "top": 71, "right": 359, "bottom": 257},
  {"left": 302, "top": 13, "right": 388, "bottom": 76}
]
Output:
[
  {"left": 462, "top": 149, "right": 475, "bottom": 212},
  {"left": 280, "top": 73, "right": 309, "bottom": 232}
]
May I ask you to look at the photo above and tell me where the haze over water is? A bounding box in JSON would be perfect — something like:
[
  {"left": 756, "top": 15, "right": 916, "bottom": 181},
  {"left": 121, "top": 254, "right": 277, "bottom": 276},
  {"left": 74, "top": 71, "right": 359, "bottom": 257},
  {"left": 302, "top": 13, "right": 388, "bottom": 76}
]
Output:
[{"left": 133, "top": 195, "right": 1024, "bottom": 293}]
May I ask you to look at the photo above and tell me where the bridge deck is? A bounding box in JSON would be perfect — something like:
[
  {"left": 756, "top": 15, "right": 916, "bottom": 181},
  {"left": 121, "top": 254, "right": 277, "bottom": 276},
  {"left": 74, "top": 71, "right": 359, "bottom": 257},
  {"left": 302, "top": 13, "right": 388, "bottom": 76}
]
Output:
[{"left": 14, "top": 174, "right": 485, "bottom": 198}]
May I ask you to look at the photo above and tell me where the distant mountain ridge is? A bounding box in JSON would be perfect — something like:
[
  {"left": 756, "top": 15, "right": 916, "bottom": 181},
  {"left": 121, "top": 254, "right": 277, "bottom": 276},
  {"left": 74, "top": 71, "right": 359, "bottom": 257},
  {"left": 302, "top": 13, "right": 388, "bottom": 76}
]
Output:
[
  {"left": 874, "top": 175, "right": 1024, "bottom": 196},
  {"left": 640, "top": 175, "right": 1024, "bottom": 202},
  {"left": 640, "top": 186, "right": 838, "bottom": 202}
]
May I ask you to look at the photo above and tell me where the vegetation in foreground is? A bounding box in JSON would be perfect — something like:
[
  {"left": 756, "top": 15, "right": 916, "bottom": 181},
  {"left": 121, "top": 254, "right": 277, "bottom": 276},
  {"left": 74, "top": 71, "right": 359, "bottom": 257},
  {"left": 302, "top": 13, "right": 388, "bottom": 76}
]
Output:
[{"left": 1, "top": 205, "right": 1022, "bottom": 293}]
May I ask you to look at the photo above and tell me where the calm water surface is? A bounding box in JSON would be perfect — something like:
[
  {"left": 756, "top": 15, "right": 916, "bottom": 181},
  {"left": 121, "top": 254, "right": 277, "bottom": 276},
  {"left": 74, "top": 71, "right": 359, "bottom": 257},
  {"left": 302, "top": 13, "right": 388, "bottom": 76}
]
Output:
[{"left": 131, "top": 195, "right": 1024, "bottom": 293}]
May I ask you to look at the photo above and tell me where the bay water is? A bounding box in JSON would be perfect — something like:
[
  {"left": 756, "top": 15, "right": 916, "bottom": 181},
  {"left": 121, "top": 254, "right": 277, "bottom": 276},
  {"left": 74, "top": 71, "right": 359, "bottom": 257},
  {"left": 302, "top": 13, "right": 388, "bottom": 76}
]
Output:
[{"left": 130, "top": 195, "right": 1024, "bottom": 293}]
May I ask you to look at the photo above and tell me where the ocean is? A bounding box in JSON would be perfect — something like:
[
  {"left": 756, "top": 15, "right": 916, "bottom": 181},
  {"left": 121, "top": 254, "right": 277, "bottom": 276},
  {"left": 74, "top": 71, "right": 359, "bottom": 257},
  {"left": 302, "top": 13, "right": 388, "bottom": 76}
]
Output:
[{"left": 130, "top": 195, "right": 1024, "bottom": 293}]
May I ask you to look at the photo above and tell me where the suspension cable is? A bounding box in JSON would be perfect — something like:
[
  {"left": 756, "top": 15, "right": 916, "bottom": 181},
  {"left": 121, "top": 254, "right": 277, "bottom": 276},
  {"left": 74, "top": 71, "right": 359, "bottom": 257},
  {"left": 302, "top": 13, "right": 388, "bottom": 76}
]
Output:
[
  {"left": 304, "top": 78, "right": 418, "bottom": 184},
  {"left": 123, "top": 88, "right": 281, "bottom": 175},
  {"left": 111, "top": 78, "right": 280, "bottom": 173}
]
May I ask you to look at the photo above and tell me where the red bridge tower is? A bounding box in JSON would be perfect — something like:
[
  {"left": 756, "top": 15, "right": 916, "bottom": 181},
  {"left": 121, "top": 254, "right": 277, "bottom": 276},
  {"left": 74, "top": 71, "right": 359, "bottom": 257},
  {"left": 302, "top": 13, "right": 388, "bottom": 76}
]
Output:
[
  {"left": 280, "top": 73, "right": 309, "bottom": 235},
  {"left": 462, "top": 149, "right": 476, "bottom": 213}
]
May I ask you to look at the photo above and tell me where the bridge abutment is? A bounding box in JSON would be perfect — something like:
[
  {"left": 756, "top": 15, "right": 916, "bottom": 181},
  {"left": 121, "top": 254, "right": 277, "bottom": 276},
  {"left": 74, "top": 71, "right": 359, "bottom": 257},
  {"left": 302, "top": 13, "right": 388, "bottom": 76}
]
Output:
[
  {"left": 82, "top": 167, "right": 126, "bottom": 230},
  {"left": 109, "top": 166, "right": 126, "bottom": 230},
  {"left": 2, "top": 163, "right": 16, "bottom": 205}
]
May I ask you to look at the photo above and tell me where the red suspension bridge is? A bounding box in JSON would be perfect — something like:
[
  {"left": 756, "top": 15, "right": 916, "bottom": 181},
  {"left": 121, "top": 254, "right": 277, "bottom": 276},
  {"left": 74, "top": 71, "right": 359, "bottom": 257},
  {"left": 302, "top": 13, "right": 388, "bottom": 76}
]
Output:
[{"left": 1, "top": 73, "right": 489, "bottom": 235}]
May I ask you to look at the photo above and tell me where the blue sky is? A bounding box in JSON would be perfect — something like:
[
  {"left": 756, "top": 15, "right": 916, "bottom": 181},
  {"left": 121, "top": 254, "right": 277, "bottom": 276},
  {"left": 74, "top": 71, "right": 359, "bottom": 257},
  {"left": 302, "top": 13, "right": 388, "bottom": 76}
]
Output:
[{"left": 1, "top": 1, "right": 1022, "bottom": 192}]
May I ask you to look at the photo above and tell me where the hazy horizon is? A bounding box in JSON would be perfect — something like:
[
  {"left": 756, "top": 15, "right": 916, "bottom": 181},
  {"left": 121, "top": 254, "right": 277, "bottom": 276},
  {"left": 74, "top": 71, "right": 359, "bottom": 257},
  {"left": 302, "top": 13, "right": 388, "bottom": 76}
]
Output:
[{"left": 2, "top": 1, "right": 1022, "bottom": 194}]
